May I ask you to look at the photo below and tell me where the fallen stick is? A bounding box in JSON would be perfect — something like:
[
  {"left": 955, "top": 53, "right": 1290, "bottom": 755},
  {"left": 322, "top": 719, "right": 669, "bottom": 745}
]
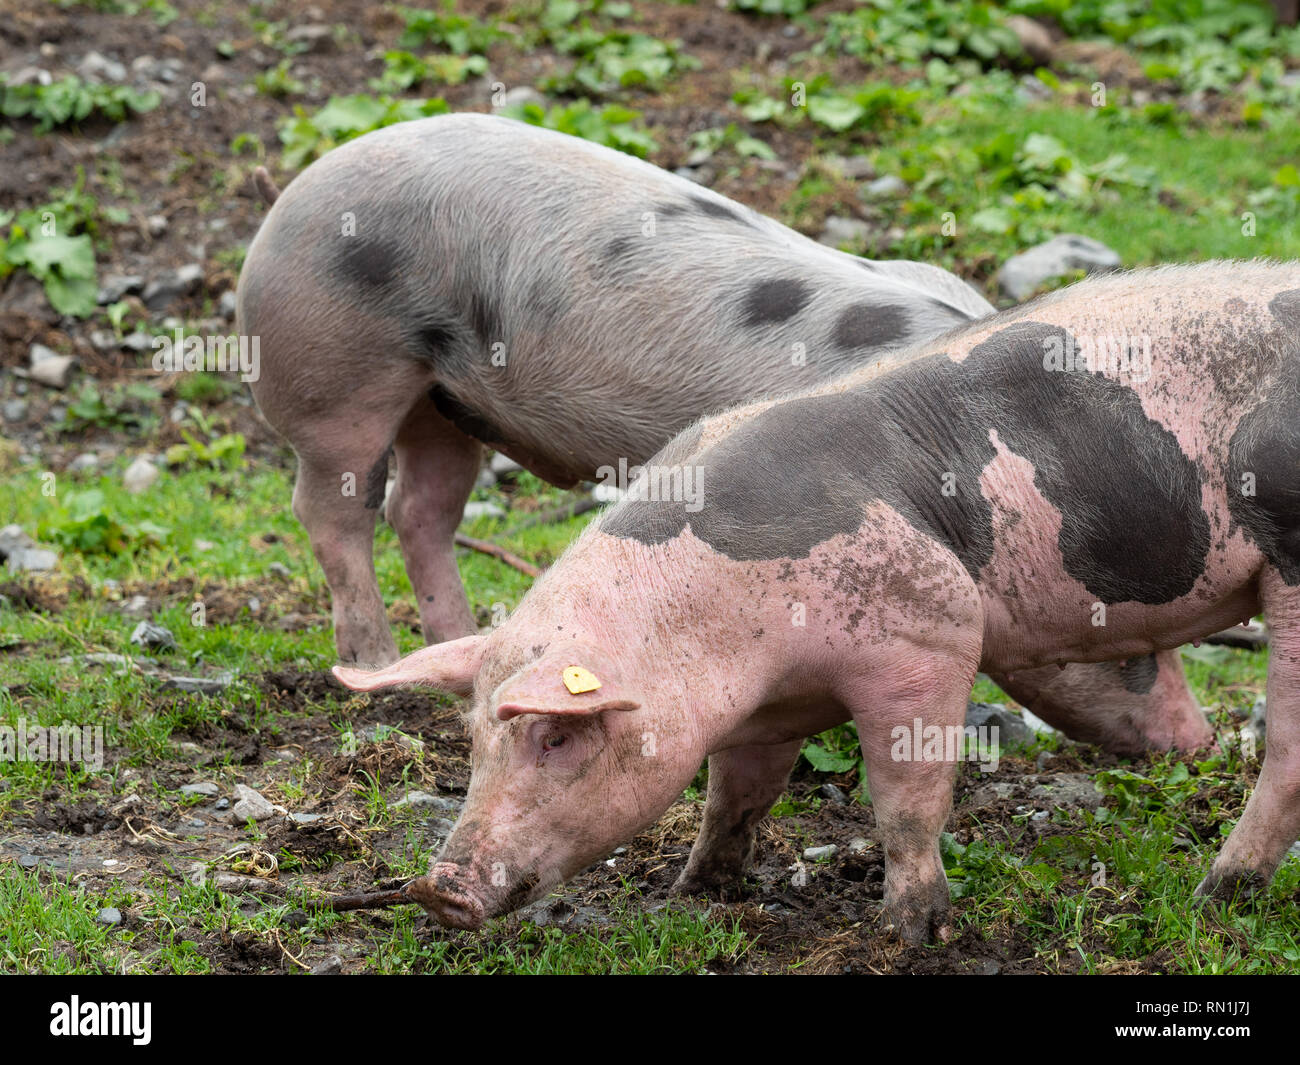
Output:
[
  {"left": 453, "top": 533, "right": 543, "bottom": 578},
  {"left": 303, "top": 882, "right": 415, "bottom": 913}
]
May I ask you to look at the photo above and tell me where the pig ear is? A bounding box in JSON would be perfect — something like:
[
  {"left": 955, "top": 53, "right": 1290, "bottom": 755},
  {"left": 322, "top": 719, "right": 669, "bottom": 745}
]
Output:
[
  {"left": 494, "top": 658, "right": 640, "bottom": 721},
  {"left": 332, "top": 634, "right": 485, "bottom": 697}
]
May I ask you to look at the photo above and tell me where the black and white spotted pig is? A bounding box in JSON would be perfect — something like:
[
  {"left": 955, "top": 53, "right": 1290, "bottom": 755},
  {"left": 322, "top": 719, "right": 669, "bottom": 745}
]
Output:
[
  {"left": 242, "top": 112, "right": 1208, "bottom": 755},
  {"left": 336, "top": 262, "right": 1299, "bottom": 943}
]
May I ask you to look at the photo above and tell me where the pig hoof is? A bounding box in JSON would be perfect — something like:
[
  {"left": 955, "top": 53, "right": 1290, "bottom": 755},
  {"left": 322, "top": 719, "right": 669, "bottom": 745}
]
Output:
[
  {"left": 670, "top": 871, "right": 748, "bottom": 903},
  {"left": 882, "top": 885, "right": 952, "bottom": 945},
  {"left": 1193, "top": 868, "right": 1267, "bottom": 904}
]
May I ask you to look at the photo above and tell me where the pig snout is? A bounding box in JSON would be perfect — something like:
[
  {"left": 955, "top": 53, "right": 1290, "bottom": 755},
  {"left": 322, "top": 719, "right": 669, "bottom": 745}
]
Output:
[{"left": 408, "top": 862, "right": 487, "bottom": 930}]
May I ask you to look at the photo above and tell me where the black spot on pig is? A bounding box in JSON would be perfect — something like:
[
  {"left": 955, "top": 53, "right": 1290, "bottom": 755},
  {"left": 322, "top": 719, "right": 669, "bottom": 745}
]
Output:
[
  {"left": 742, "top": 279, "right": 812, "bottom": 327},
  {"left": 1226, "top": 341, "right": 1300, "bottom": 584},
  {"left": 364, "top": 448, "right": 392, "bottom": 511},
  {"left": 335, "top": 238, "right": 396, "bottom": 289},
  {"left": 1268, "top": 288, "right": 1300, "bottom": 333},
  {"left": 601, "top": 236, "right": 638, "bottom": 268},
  {"left": 1115, "top": 654, "right": 1159, "bottom": 694},
  {"left": 605, "top": 320, "right": 1212, "bottom": 606},
  {"left": 688, "top": 194, "right": 756, "bottom": 227},
  {"left": 832, "top": 303, "right": 910, "bottom": 350},
  {"left": 409, "top": 319, "right": 460, "bottom": 363}
]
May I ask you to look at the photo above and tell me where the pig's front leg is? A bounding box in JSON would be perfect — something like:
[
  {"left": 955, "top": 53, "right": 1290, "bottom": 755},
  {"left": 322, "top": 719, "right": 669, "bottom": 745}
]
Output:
[
  {"left": 1197, "top": 572, "right": 1300, "bottom": 900},
  {"left": 385, "top": 398, "right": 482, "bottom": 646},
  {"left": 672, "top": 740, "right": 803, "bottom": 900},
  {"left": 848, "top": 650, "right": 975, "bottom": 945}
]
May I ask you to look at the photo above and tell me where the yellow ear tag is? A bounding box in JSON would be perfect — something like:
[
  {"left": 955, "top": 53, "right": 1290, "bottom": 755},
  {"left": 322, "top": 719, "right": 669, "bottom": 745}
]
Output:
[{"left": 563, "top": 666, "right": 601, "bottom": 695}]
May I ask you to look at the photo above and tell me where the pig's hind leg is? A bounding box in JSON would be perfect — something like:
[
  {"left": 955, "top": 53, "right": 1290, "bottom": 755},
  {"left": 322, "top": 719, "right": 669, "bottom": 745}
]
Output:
[
  {"left": 1197, "top": 568, "right": 1300, "bottom": 901},
  {"left": 671, "top": 740, "right": 802, "bottom": 900},
  {"left": 385, "top": 396, "right": 483, "bottom": 645}
]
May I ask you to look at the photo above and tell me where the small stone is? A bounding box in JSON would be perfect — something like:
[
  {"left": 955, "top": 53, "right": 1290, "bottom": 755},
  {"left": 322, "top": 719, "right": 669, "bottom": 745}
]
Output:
[
  {"left": 194, "top": 539, "right": 215, "bottom": 552},
  {"left": 819, "top": 215, "right": 873, "bottom": 250},
  {"left": 493, "top": 86, "right": 547, "bottom": 112},
  {"left": 862, "top": 174, "right": 908, "bottom": 199},
  {"left": 123, "top": 455, "right": 160, "bottom": 494},
  {"left": 67, "top": 453, "right": 99, "bottom": 474},
  {"left": 285, "top": 24, "right": 335, "bottom": 52},
  {"left": 163, "top": 673, "right": 234, "bottom": 695},
  {"left": 819, "top": 783, "right": 848, "bottom": 805},
  {"left": 2, "top": 399, "right": 28, "bottom": 423},
  {"left": 310, "top": 955, "right": 344, "bottom": 975},
  {"left": 120, "top": 594, "right": 151, "bottom": 618},
  {"left": 214, "top": 872, "right": 277, "bottom": 894},
  {"left": 287, "top": 812, "right": 326, "bottom": 824},
  {"left": 7, "top": 547, "right": 58, "bottom": 573},
  {"left": 19, "top": 855, "right": 39, "bottom": 869},
  {"left": 847, "top": 837, "right": 871, "bottom": 854},
  {"left": 96, "top": 907, "right": 123, "bottom": 926},
  {"left": 1006, "top": 14, "right": 1054, "bottom": 65},
  {"left": 215, "top": 798, "right": 230, "bottom": 810},
  {"left": 997, "top": 234, "right": 1121, "bottom": 302},
  {"left": 803, "top": 845, "right": 838, "bottom": 862},
  {"left": 965, "top": 701, "right": 1037, "bottom": 749},
  {"left": 180, "top": 782, "right": 220, "bottom": 797},
  {"left": 121, "top": 331, "right": 151, "bottom": 353},
  {"left": 146, "top": 214, "right": 168, "bottom": 237},
  {"left": 267, "top": 561, "right": 292, "bottom": 578},
  {"left": 97, "top": 274, "right": 143, "bottom": 304},
  {"left": 27, "top": 348, "right": 76, "bottom": 389},
  {"left": 826, "top": 154, "right": 876, "bottom": 180},
  {"left": 218, "top": 290, "right": 238, "bottom": 320},
  {"left": 462, "top": 501, "right": 505, "bottom": 521},
  {"left": 230, "top": 783, "right": 275, "bottom": 823},
  {"left": 392, "top": 790, "right": 459, "bottom": 812},
  {"left": 78, "top": 51, "right": 127, "bottom": 83},
  {"left": 142, "top": 263, "right": 205, "bottom": 310},
  {"left": 282, "top": 910, "right": 310, "bottom": 928},
  {"left": 0, "top": 525, "right": 36, "bottom": 559},
  {"left": 130, "top": 620, "right": 175, "bottom": 651},
  {"left": 490, "top": 453, "right": 522, "bottom": 477}
]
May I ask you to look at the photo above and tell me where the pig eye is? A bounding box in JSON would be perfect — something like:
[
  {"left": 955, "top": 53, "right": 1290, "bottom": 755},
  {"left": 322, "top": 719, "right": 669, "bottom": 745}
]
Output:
[{"left": 542, "top": 733, "right": 568, "bottom": 751}]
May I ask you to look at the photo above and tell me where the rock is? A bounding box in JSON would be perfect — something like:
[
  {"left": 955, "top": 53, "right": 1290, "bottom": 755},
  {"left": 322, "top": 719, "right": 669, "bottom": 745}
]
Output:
[
  {"left": 19, "top": 855, "right": 40, "bottom": 869},
  {"left": 214, "top": 872, "right": 277, "bottom": 894},
  {"left": 120, "top": 594, "right": 151, "bottom": 617},
  {"left": 180, "top": 782, "right": 220, "bottom": 797},
  {"left": 462, "top": 501, "right": 506, "bottom": 521},
  {"left": 146, "top": 214, "right": 168, "bottom": 237},
  {"left": 310, "top": 955, "right": 343, "bottom": 975},
  {"left": 997, "top": 234, "right": 1121, "bottom": 301},
  {"left": 287, "top": 812, "right": 326, "bottom": 825},
  {"left": 96, "top": 907, "right": 123, "bottom": 926},
  {"left": 26, "top": 346, "right": 76, "bottom": 389},
  {"left": 230, "top": 784, "right": 276, "bottom": 823},
  {"left": 218, "top": 290, "right": 238, "bottom": 320},
  {"left": 1027, "top": 773, "right": 1103, "bottom": 812},
  {"left": 282, "top": 910, "right": 310, "bottom": 929},
  {"left": 965, "top": 701, "right": 1037, "bottom": 749},
  {"left": 819, "top": 215, "right": 873, "bottom": 250},
  {"left": 490, "top": 453, "right": 522, "bottom": 477},
  {"left": 67, "top": 453, "right": 99, "bottom": 474},
  {"left": 1016, "top": 75, "right": 1054, "bottom": 103},
  {"left": 803, "top": 845, "right": 838, "bottom": 861},
  {"left": 475, "top": 465, "right": 497, "bottom": 490},
  {"left": 97, "top": 274, "right": 143, "bottom": 304},
  {"left": 130, "top": 620, "right": 175, "bottom": 651},
  {"left": 819, "top": 783, "right": 848, "bottom": 805},
  {"left": 826, "top": 154, "right": 876, "bottom": 180},
  {"left": 163, "top": 673, "right": 235, "bottom": 695},
  {"left": 6, "top": 67, "right": 52, "bottom": 88},
  {"left": 493, "top": 85, "right": 547, "bottom": 112},
  {"left": 847, "top": 837, "right": 871, "bottom": 854},
  {"left": 1006, "top": 15, "right": 1054, "bottom": 65},
  {"left": 2, "top": 399, "right": 28, "bottom": 423},
  {"left": 672, "top": 165, "right": 714, "bottom": 187},
  {"left": 142, "top": 263, "right": 205, "bottom": 310},
  {"left": 215, "top": 798, "right": 230, "bottom": 810},
  {"left": 266, "top": 561, "right": 292, "bottom": 579},
  {"left": 0, "top": 525, "right": 36, "bottom": 559},
  {"left": 392, "top": 790, "right": 460, "bottom": 813},
  {"left": 121, "top": 331, "right": 152, "bottom": 353},
  {"left": 78, "top": 51, "right": 127, "bottom": 83},
  {"left": 285, "top": 24, "right": 335, "bottom": 52},
  {"left": 123, "top": 455, "right": 160, "bottom": 494},
  {"left": 862, "top": 174, "right": 908, "bottom": 199},
  {"left": 1289, "top": 840, "right": 1300, "bottom": 860},
  {"left": 7, "top": 547, "right": 58, "bottom": 573}
]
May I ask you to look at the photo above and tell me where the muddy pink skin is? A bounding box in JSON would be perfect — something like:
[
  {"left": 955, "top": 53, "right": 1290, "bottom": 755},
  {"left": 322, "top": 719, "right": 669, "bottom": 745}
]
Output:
[{"left": 336, "top": 262, "right": 1299, "bottom": 944}]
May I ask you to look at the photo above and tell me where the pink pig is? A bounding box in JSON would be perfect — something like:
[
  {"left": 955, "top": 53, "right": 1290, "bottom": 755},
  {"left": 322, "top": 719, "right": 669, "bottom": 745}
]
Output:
[{"left": 336, "top": 261, "right": 1290, "bottom": 943}]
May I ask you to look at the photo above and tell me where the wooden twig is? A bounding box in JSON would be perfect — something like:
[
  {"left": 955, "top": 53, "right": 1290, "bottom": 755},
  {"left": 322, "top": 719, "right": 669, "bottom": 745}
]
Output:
[
  {"left": 453, "top": 533, "right": 542, "bottom": 578},
  {"left": 302, "top": 882, "right": 415, "bottom": 913}
]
